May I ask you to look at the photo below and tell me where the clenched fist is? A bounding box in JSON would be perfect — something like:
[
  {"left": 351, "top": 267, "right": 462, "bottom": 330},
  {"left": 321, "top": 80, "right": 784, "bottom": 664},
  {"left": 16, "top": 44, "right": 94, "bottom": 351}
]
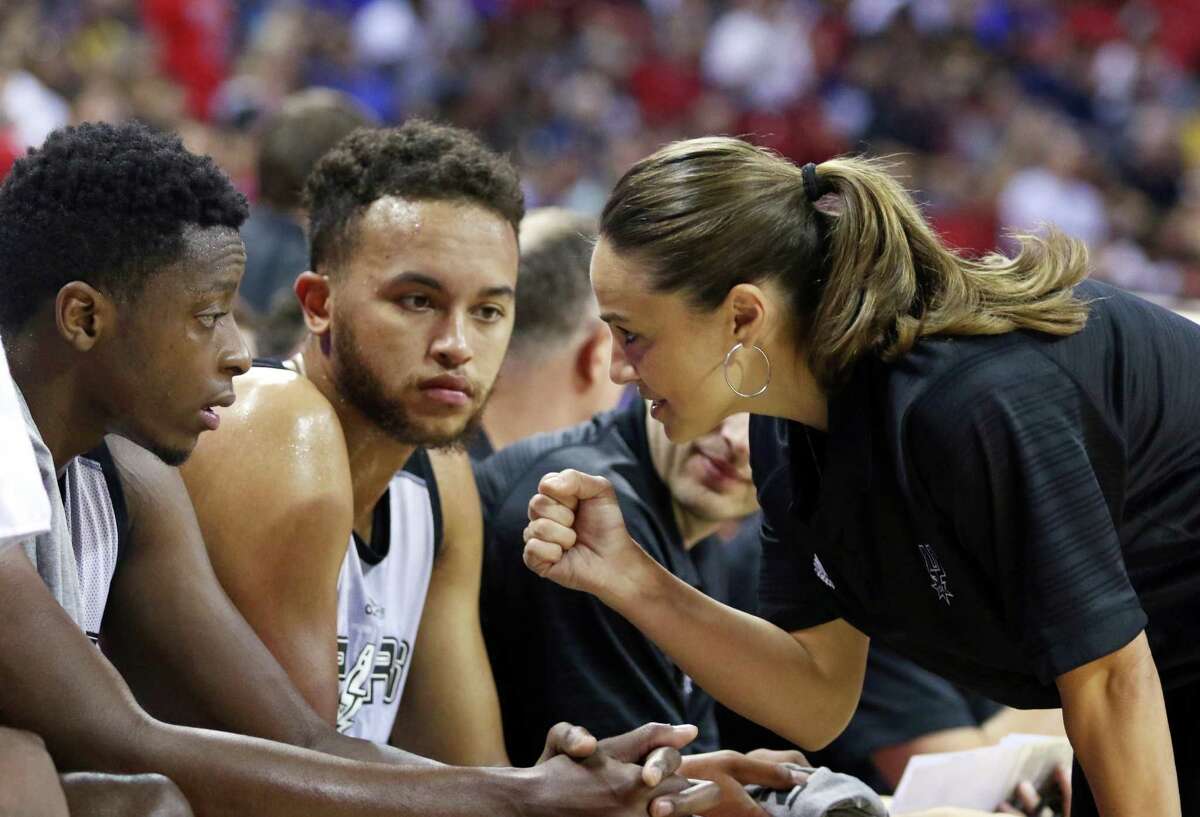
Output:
[{"left": 524, "top": 469, "right": 657, "bottom": 605}]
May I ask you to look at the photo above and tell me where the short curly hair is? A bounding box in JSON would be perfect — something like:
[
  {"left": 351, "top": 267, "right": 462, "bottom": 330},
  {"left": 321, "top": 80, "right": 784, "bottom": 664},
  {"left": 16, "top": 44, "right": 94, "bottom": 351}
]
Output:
[
  {"left": 305, "top": 119, "right": 524, "bottom": 274},
  {"left": 0, "top": 121, "right": 248, "bottom": 331}
]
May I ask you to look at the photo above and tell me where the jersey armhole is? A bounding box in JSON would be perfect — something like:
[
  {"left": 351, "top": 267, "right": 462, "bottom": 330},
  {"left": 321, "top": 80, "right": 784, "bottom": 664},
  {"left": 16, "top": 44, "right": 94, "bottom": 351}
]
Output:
[
  {"left": 403, "top": 448, "right": 443, "bottom": 560},
  {"left": 89, "top": 442, "right": 131, "bottom": 563}
]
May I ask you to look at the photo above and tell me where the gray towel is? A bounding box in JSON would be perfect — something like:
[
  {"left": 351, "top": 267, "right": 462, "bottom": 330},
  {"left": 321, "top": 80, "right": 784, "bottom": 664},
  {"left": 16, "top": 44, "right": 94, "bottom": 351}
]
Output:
[{"left": 745, "top": 766, "right": 888, "bottom": 817}]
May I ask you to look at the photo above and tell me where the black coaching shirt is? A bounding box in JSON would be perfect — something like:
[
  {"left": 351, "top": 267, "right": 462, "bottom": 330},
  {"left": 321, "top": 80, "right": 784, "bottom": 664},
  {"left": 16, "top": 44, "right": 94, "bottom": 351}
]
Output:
[
  {"left": 755, "top": 280, "right": 1200, "bottom": 708},
  {"left": 476, "top": 400, "right": 725, "bottom": 765}
]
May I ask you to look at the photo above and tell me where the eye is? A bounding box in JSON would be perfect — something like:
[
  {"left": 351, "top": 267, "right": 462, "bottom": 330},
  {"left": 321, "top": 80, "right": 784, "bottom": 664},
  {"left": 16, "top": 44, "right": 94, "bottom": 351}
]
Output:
[
  {"left": 619, "top": 329, "right": 639, "bottom": 346},
  {"left": 197, "top": 312, "right": 227, "bottom": 329},
  {"left": 473, "top": 304, "right": 506, "bottom": 322},
  {"left": 399, "top": 294, "right": 433, "bottom": 311}
]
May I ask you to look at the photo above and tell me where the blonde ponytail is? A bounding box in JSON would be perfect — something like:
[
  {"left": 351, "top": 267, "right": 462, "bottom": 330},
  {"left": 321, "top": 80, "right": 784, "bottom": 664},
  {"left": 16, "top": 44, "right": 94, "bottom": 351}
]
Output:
[
  {"left": 808, "top": 156, "right": 1089, "bottom": 386},
  {"left": 600, "top": 139, "right": 1090, "bottom": 391}
]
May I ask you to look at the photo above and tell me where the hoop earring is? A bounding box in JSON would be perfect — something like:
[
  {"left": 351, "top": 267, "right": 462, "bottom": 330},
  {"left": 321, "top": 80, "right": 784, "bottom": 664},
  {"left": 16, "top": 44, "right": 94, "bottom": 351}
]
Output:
[{"left": 723, "top": 343, "right": 771, "bottom": 398}]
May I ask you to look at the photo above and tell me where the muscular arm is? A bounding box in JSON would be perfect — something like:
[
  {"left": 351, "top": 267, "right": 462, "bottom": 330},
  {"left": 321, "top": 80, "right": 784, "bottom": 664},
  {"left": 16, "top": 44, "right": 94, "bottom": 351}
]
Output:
[
  {"left": 389, "top": 450, "right": 508, "bottom": 765},
  {"left": 177, "top": 371, "right": 351, "bottom": 724},
  {"left": 104, "top": 435, "right": 441, "bottom": 766},
  {"left": 0, "top": 546, "right": 719, "bottom": 817},
  {"left": 1056, "top": 631, "right": 1180, "bottom": 817}
]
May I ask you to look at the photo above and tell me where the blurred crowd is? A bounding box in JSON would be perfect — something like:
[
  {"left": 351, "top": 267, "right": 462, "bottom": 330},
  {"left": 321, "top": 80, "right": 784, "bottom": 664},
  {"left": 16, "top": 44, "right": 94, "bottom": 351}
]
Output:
[{"left": 3, "top": 0, "right": 1200, "bottom": 299}]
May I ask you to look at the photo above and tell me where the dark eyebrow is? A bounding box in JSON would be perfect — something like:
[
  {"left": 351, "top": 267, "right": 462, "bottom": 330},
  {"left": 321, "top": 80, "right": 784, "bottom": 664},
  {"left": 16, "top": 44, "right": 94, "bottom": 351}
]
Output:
[
  {"left": 599, "top": 312, "right": 628, "bottom": 325},
  {"left": 386, "top": 271, "right": 444, "bottom": 291},
  {"left": 480, "top": 285, "right": 514, "bottom": 299}
]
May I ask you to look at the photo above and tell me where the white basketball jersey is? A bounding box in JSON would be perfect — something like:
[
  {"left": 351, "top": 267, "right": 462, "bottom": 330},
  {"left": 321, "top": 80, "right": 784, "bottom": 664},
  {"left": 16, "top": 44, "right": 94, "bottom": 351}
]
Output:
[
  {"left": 335, "top": 451, "right": 440, "bottom": 743},
  {"left": 61, "top": 444, "right": 127, "bottom": 641}
]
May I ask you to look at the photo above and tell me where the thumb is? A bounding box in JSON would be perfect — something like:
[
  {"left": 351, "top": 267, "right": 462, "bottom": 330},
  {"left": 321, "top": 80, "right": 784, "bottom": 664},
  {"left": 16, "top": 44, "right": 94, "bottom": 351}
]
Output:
[
  {"left": 597, "top": 723, "right": 698, "bottom": 763},
  {"left": 538, "top": 469, "right": 615, "bottom": 510}
]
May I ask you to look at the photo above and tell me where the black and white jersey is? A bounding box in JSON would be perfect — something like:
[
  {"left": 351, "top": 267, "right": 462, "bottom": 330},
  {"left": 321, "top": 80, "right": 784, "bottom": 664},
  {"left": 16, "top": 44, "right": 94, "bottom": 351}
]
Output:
[
  {"left": 250, "top": 355, "right": 443, "bottom": 744},
  {"left": 335, "top": 450, "right": 442, "bottom": 742},
  {"left": 60, "top": 443, "right": 128, "bottom": 642}
]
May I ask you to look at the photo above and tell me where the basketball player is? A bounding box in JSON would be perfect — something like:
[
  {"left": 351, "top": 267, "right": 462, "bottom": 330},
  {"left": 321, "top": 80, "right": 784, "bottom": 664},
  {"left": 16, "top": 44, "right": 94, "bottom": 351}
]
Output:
[
  {"left": 0, "top": 119, "right": 720, "bottom": 817},
  {"left": 180, "top": 120, "right": 514, "bottom": 763}
]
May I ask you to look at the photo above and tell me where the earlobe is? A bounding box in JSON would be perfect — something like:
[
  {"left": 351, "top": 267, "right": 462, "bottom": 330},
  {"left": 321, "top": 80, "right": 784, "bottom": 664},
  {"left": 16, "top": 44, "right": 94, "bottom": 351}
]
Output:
[
  {"left": 55, "top": 282, "right": 108, "bottom": 351},
  {"left": 294, "top": 271, "right": 333, "bottom": 335}
]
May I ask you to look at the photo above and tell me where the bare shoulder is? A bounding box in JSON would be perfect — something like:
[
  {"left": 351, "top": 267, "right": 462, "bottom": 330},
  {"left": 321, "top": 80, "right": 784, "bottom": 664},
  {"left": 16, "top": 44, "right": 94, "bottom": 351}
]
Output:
[
  {"left": 425, "top": 448, "right": 481, "bottom": 545},
  {"left": 184, "top": 367, "right": 351, "bottom": 500},
  {"left": 426, "top": 448, "right": 479, "bottom": 509}
]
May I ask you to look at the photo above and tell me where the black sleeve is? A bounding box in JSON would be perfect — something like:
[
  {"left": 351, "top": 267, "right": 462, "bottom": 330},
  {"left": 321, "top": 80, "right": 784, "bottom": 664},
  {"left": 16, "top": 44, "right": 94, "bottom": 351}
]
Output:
[
  {"left": 750, "top": 417, "right": 840, "bottom": 633},
  {"left": 908, "top": 357, "right": 1147, "bottom": 684}
]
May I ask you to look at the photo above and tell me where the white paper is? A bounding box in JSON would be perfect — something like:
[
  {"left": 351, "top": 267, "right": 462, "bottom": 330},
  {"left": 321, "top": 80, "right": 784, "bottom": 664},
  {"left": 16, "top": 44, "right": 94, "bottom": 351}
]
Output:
[{"left": 891, "top": 735, "right": 1072, "bottom": 814}]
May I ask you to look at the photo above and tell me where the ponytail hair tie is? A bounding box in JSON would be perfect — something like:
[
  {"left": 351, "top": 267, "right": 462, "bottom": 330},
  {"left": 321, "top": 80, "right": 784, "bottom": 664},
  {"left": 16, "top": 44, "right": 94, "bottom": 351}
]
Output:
[{"left": 801, "top": 162, "right": 828, "bottom": 202}]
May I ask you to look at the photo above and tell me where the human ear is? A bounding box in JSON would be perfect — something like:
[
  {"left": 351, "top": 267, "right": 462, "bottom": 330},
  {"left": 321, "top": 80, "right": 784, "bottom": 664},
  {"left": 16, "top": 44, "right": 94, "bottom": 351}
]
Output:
[
  {"left": 54, "top": 282, "right": 113, "bottom": 352},
  {"left": 294, "top": 272, "right": 333, "bottom": 335},
  {"left": 725, "top": 283, "right": 768, "bottom": 344},
  {"left": 574, "top": 322, "right": 611, "bottom": 390}
]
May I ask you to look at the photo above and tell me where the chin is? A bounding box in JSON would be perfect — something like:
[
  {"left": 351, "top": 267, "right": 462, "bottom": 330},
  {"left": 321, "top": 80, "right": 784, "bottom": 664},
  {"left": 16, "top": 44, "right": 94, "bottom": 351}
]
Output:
[
  {"left": 143, "top": 437, "right": 196, "bottom": 466},
  {"left": 117, "top": 424, "right": 197, "bottom": 466}
]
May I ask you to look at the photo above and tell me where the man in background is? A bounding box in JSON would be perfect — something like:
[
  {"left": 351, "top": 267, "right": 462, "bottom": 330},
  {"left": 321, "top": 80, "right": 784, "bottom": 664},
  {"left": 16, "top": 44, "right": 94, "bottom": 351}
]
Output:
[{"left": 239, "top": 88, "right": 376, "bottom": 317}]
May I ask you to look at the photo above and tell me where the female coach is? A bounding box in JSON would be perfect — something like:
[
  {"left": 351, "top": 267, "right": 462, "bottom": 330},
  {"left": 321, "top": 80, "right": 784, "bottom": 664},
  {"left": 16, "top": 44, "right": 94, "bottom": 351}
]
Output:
[{"left": 522, "top": 137, "right": 1199, "bottom": 817}]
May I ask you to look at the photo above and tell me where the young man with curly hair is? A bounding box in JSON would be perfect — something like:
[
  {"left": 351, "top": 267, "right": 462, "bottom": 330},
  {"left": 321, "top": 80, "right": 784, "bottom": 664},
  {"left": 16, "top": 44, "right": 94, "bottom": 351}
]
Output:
[
  {"left": 181, "top": 120, "right": 519, "bottom": 764},
  {"left": 0, "top": 120, "right": 720, "bottom": 817}
]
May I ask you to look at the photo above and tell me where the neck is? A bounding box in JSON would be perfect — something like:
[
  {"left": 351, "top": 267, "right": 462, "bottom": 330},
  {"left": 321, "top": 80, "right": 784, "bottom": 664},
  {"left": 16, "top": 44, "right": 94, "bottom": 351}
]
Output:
[
  {"left": 295, "top": 336, "right": 416, "bottom": 533},
  {"left": 6, "top": 331, "right": 106, "bottom": 473},
  {"left": 672, "top": 503, "right": 721, "bottom": 550},
  {"left": 738, "top": 335, "right": 829, "bottom": 430},
  {"left": 483, "top": 354, "right": 590, "bottom": 451}
]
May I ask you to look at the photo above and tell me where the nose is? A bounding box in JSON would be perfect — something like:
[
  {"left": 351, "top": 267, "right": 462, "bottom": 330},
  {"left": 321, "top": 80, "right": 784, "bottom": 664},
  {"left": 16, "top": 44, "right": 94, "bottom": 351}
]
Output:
[
  {"left": 609, "top": 339, "right": 637, "bottom": 386},
  {"left": 222, "top": 323, "right": 252, "bottom": 376},
  {"left": 430, "top": 313, "right": 473, "bottom": 369}
]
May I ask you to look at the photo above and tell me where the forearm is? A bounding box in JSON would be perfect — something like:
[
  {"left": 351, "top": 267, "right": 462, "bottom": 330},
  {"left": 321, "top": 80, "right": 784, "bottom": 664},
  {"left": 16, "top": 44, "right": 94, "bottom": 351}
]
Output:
[
  {"left": 1059, "top": 634, "right": 1180, "bottom": 817},
  {"left": 308, "top": 728, "right": 442, "bottom": 767},
  {"left": 135, "top": 720, "right": 521, "bottom": 817},
  {"left": 599, "top": 547, "right": 862, "bottom": 749}
]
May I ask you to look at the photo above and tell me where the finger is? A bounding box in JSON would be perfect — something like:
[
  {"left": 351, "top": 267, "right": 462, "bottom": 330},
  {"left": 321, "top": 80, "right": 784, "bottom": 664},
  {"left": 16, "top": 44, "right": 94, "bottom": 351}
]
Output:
[
  {"left": 745, "top": 748, "right": 809, "bottom": 767},
  {"left": 649, "top": 779, "right": 723, "bottom": 817},
  {"left": 729, "top": 756, "right": 810, "bottom": 788},
  {"left": 523, "top": 540, "right": 563, "bottom": 574},
  {"left": 523, "top": 517, "right": 576, "bottom": 550},
  {"left": 538, "top": 469, "right": 614, "bottom": 508},
  {"left": 528, "top": 492, "right": 575, "bottom": 527},
  {"left": 1055, "top": 764, "right": 1072, "bottom": 816},
  {"left": 537, "top": 722, "right": 598, "bottom": 764},
  {"left": 1015, "top": 780, "right": 1039, "bottom": 813},
  {"left": 598, "top": 723, "right": 699, "bottom": 763},
  {"left": 641, "top": 746, "right": 682, "bottom": 787}
]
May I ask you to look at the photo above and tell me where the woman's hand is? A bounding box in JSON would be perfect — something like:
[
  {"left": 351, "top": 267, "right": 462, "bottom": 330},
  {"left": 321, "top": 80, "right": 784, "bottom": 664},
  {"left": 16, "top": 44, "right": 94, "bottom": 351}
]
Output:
[
  {"left": 523, "top": 469, "right": 657, "bottom": 605},
  {"left": 677, "top": 749, "right": 810, "bottom": 817}
]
